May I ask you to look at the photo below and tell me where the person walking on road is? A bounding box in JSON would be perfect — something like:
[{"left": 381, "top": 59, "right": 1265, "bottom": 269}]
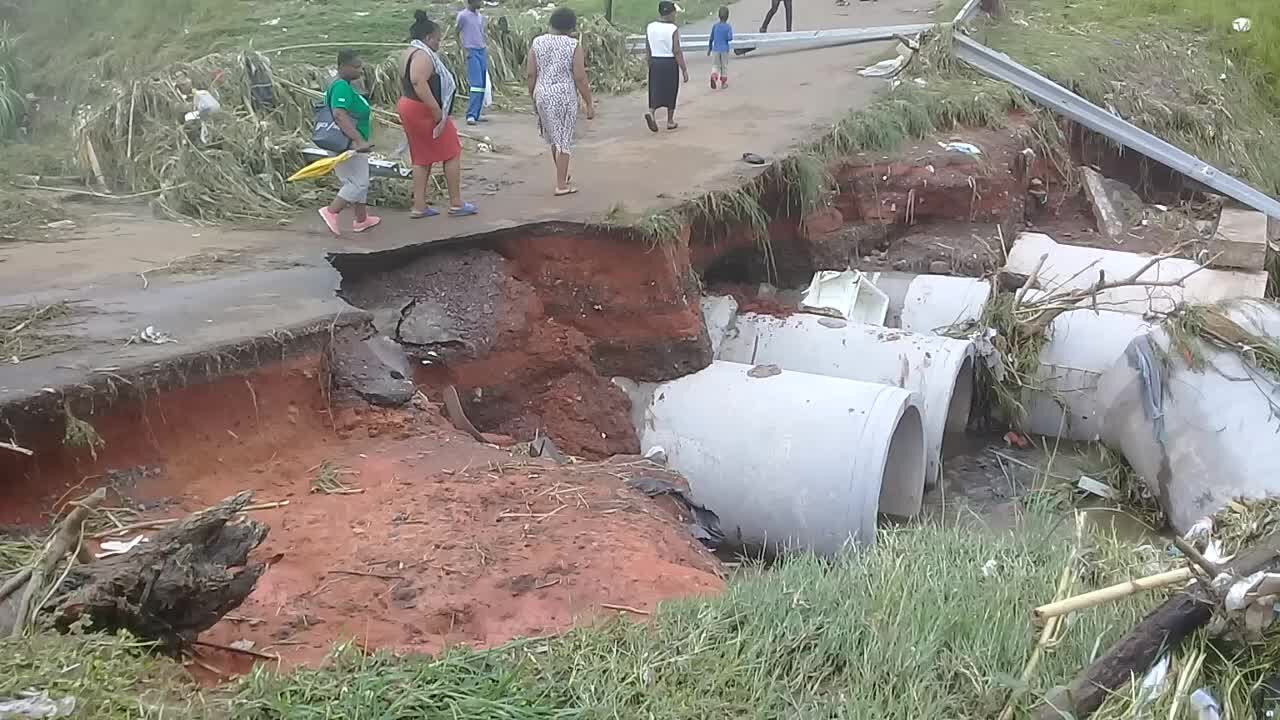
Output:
[
  {"left": 317, "top": 49, "right": 380, "bottom": 236},
  {"left": 527, "top": 7, "right": 595, "bottom": 196},
  {"left": 456, "top": 0, "right": 489, "bottom": 125},
  {"left": 759, "top": 0, "right": 793, "bottom": 32},
  {"left": 644, "top": 0, "right": 688, "bottom": 132},
  {"left": 707, "top": 6, "right": 733, "bottom": 89},
  {"left": 397, "top": 11, "right": 478, "bottom": 218}
]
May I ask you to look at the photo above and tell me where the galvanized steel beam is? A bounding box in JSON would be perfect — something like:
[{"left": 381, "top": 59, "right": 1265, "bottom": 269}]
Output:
[
  {"left": 954, "top": 33, "right": 1280, "bottom": 220},
  {"left": 625, "top": 23, "right": 934, "bottom": 54}
]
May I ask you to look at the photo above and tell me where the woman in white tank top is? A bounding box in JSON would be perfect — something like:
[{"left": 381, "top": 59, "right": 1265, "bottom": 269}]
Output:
[{"left": 644, "top": 0, "right": 688, "bottom": 132}]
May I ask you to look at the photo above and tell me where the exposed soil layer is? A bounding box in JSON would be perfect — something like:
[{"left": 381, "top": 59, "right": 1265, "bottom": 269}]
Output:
[
  {"left": 0, "top": 357, "right": 724, "bottom": 669},
  {"left": 335, "top": 225, "right": 711, "bottom": 458}
]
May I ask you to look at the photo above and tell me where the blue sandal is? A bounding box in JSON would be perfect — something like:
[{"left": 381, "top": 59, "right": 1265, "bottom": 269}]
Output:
[
  {"left": 410, "top": 207, "right": 440, "bottom": 219},
  {"left": 448, "top": 202, "right": 478, "bottom": 217}
]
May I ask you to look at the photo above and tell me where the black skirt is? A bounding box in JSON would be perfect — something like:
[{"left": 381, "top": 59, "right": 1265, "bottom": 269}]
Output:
[{"left": 648, "top": 57, "right": 679, "bottom": 110}]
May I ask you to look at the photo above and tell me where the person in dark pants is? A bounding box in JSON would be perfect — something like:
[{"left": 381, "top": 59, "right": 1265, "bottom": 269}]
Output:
[{"left": 759, "top": 0, "right": 792, "bottom": 32}]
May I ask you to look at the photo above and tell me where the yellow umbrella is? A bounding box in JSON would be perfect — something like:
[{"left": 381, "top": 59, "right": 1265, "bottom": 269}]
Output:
[{"left": 287, "top": 150, "right": 354, "bottom": 182}]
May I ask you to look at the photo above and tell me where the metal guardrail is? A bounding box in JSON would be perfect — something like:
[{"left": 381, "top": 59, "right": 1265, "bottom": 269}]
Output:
[
  {"left": 624, "top": 24, "right": 934, "bottom": 53},
  {"left": 952, "top": 0, "right": 981, "bottom": 24},
  {"left": 953, "top": 33, "right": 1280, "bottom": 220}
]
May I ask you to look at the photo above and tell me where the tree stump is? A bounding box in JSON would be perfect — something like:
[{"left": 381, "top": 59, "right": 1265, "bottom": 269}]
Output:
[{"left": 50, "top": 491, "right": 270, "bottom": 651}]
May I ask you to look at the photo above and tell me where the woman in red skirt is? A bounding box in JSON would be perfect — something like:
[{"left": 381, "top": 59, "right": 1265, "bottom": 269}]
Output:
[{"left": 397, "top": 11, "right": 477, "bottom": 218}]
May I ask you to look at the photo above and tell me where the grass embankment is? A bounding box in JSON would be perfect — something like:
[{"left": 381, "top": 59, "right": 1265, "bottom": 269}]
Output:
[{"left": 0, "top": 517, "right": 1169, "bottom": 718}]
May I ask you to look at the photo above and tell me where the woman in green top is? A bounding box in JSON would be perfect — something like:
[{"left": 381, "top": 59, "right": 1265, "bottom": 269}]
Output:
[{"left": 318, "top": 49, "right": 381, "bottom": 236}]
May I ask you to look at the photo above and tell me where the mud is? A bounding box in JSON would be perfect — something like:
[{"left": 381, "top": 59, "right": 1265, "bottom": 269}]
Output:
[
  {"left": 0, "top": 355, "right": 724, "bottom": 670},
  {"left": 336, "top": 224, "right": 710, "bottom": 459}
]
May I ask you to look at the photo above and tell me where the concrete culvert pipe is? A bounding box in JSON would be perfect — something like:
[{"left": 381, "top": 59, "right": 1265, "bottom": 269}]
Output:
[
  {"left": 637, "top": 361, "right": 927, "bottom": 555},
  {"left": 716, "top": 313, "right": 975, "bottom": 486}
]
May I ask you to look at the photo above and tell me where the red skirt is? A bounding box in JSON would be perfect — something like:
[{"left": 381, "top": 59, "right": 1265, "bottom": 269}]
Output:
[{"left": 397, "top": 96, "right": 462, "bottom": 166}]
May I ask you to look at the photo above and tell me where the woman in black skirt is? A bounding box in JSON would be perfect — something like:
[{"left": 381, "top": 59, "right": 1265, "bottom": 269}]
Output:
[{"left": 644, "top": 0, "right": 688, "bottom": 132}]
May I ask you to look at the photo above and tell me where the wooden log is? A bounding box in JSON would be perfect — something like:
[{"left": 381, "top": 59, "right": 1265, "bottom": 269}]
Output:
[
  {"left": 1034, "top": 530, "right": 1280, "bottom": 720},
  {"left": 51, "top": 491, "right": 270, "bottom": 651}
]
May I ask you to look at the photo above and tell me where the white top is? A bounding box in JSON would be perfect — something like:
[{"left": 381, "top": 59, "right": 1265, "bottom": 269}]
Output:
[{"left": 646, "top": 21, "right": 677, "bottom": 58}]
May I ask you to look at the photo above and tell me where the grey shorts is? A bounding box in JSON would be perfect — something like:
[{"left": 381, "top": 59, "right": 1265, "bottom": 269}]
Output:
[
  {"left": 334, "top": 152, "right": 370, "bottom": 204},
  {"left": 713, "top": 51, "right": 729, "bottom": 76}
]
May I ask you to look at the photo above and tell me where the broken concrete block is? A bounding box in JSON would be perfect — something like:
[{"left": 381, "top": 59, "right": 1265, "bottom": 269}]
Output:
[
  {"left": 398, "top": 299, "right": 462, "bottom": 346},
  {"left": 328, "top": 331, "right": 415, "bottom": 407},
  {"left": 1212, "top": 208, "right": 1269, "bottom": 270},
  {"left": 1079, "top": 167, "right": 1141, "bottom": 240},
  {"left": 699, "top": 295, "right": 739, "bottom": 357},
  {"left": 1208, "top": 208, "right": 1269, "bottom": 270}
]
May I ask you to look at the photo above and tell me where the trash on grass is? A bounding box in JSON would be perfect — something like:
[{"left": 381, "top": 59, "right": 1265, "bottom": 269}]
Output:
[
  {"left": 0, "top": 690, "right": 76, "bottom": 718},
  {"left": 1076, "top": 475, "right": 1115, "bottom": 499},
  {"left": 130, "top": 325, "right": 178, "bottom": 345},
  {"left": 1189, "top": 688, "right": 1221, "bottom": 720},
  {"left": 1232, "top": 17, "right": 1252, "bottom": 32},
  {"left": 939, "top": 141, "right": 982, "bottom": 155}
]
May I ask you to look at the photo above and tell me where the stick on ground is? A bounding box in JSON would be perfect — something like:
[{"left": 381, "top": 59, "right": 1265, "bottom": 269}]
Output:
[{"left": 7, "top": 488, "right": 107, "bottom": 637}]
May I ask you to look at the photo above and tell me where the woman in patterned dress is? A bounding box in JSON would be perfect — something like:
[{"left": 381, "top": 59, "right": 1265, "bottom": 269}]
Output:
[{"left": 526, "top": 7, "right": 595, "bottom": 196}]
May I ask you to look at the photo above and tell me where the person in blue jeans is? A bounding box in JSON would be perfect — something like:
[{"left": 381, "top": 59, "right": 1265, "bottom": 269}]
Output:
[
  {"left": 456, "top": 0, "right": 488, "bottom": 125},
  {"left": 707, "top": 6, "right": 733, "bottom": 89}
]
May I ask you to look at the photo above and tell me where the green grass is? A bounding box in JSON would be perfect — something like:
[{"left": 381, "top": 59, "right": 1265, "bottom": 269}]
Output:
[
  {"left": 976, "top": 0, "right": 1280, "bottom": 196},
  {"left": 563, "top": 0, "right": 725, "bottom": 32},
  {"left": 229, "top": 516, "right": 1162, "bottom": 719},
  {"left": 0, "top": 631, "right": 209, "bottom": 719}
]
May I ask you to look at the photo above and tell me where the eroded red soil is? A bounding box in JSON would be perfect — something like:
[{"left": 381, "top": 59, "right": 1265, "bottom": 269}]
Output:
[{"left": 0, "top": 358, "right": 724, "bottom": 672}]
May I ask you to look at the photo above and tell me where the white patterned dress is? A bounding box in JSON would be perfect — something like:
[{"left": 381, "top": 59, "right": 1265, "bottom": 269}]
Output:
[{"left": 531, "top": 34, "right": 580, "bottom": 154}]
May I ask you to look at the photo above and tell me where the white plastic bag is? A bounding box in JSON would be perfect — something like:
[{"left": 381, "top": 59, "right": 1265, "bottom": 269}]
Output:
[{"left": 483, "top": 71, "right": 493, "bottom": 108}]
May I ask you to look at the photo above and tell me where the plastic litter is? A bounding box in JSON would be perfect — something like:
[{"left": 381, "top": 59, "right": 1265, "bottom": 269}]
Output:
[
  {"left": 193, "top": 89, "right": 221, "bottom": 116},
  {"left": 1134, "top": 654, "right": 1171, "bottom": 710},
  {"left": 625, "top": 475, "right": 723, "bottom": 548},
  {"left": 1076, "top": 475, "right": 1115, "bottom": 499},
  {"left": 643, "top": 445, "right": 668, "bottom": 465},
  {"left": 1189, "top": 688, "right": 1221, "bottom": 720},
  {"left": 131, "top": 326, "right": 178, "bottom": 345},
  {"left": 800, "top": 270, "right": 889, "bottom": 325},
  {"left": 95, "top": 534, "right": 149, "bottom": 559},
  {"left": 0, "top": 691, "right": 76, "bottom": 718},
  {"left": 939, "top": 141, "right": 982, "bottom": 155},
  {"left": 1232, "top": 17, "right": 1252, "bottom": 32}
]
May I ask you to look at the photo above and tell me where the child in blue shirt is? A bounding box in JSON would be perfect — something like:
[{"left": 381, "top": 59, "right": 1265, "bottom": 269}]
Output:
[{"left": 708, "top": 6, "right": 733, "bottom": 89}]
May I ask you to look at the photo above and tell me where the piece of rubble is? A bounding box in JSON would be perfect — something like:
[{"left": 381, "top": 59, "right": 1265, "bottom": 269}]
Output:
[
  {"left": 327, "top": 330, "right": 415, "bottom": 407},
  {"left": 1080, "top": 166, "right": 1142, "bottom": 240},
  {"left": 1212, "top": 208, "right": 1269, "bottom": 270}
]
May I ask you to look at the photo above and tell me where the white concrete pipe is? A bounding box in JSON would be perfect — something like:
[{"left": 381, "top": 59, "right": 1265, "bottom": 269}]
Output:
[
  {"left": 1097, "top": 300, "right": 1280, "bottom": 533},
  {"left": 716, "top": 312, "right": 974, "bottom": 486},
  {"left": 638, "top": 360, "right": 927, "bottom": 555},
  {"left": 875, "top": 273, "right": 993, "bottom": 335},
  {"left": 1005, "top": 232, "right": 1266, "bottom": 315},
  {"left": 1020, "top": 308, "right": 1153, "bottom": 441}
]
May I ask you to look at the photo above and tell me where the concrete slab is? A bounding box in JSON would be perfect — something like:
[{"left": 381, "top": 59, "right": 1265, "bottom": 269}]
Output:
[{"left": 1213, "top": 208, "right": 1269, "bottom": 270}]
